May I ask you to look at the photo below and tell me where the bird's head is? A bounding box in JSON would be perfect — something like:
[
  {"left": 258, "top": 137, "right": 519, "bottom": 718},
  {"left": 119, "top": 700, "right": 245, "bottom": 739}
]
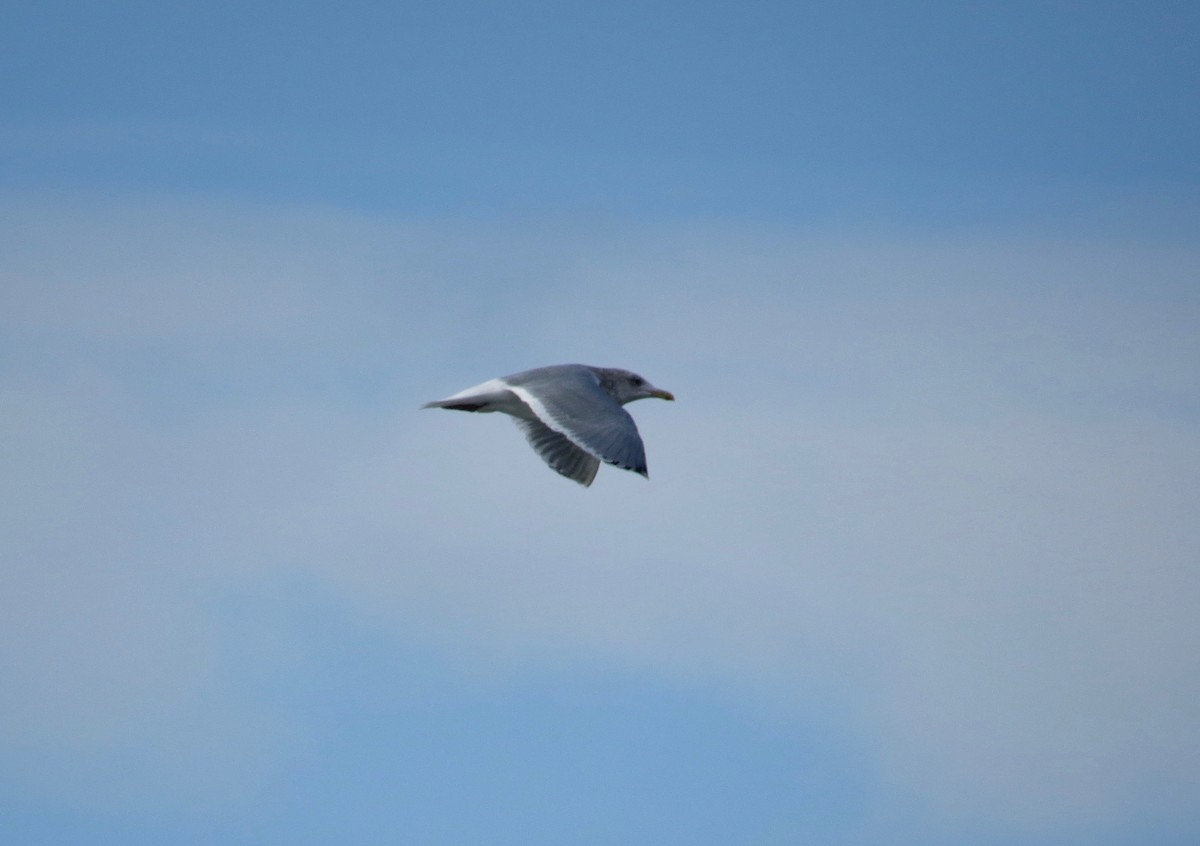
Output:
[{"left": 598, "top": 368, "right": 675, "bottom": 405}]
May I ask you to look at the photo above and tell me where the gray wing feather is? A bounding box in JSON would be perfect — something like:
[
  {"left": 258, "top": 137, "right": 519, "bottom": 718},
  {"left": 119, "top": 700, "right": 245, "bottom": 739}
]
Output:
[
  {"left": 512, "top": 418, "right": 601, "bottom": 487},
  {"left": 507, "top": 365, "right": 648, "bottom": 476}
]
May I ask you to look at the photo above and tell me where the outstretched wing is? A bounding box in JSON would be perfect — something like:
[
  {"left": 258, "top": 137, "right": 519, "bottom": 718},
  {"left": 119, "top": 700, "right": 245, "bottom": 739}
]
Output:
[
  {"left": 505, "top": 365, "right": 648, "bottom": 477},
  {"left": 512, "top": 418, "right": 601, "bottom": 486}
]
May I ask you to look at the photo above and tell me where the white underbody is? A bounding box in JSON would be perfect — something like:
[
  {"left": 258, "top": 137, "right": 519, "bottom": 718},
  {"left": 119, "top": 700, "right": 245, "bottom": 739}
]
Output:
[{"left": 441, "top": 377, "right": 539, "bottom": 421}]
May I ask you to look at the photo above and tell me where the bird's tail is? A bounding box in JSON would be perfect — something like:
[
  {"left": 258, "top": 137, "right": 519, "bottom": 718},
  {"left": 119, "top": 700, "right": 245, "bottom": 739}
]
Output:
[{"left": 421, "top": 399, "right": 487, "bottom": 411}]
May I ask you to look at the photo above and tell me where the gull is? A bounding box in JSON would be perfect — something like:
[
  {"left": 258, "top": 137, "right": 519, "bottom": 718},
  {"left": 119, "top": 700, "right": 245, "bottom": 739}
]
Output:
[{"left": 422, "top": 364, "right": 674, "bottom": 486}]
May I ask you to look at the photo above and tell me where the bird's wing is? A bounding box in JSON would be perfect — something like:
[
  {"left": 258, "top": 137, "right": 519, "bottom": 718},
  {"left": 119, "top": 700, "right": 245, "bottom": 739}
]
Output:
[
  {"left": 505, "top": 366, "right": 648, "bottom": 476},
  {"left": 512, "top": 417, "right": 601, "bottom": 486}
]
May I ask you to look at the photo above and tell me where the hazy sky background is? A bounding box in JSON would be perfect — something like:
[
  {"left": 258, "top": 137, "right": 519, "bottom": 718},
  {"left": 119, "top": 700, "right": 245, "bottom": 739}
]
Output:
[{"left": 2, "top": 2, "right": 1199, "bottom": 844}]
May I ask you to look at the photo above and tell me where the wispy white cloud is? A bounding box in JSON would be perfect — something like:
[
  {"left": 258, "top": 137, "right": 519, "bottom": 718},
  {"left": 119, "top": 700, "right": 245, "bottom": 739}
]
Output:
[{"left": 1, "top": 195, "right": 1197, "bottom": 835}]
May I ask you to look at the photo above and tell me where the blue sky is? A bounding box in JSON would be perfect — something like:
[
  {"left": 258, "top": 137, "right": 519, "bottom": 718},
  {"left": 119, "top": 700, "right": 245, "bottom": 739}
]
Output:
[{"left": 2, "top": 2, "right": 1199, "bottom": 845}]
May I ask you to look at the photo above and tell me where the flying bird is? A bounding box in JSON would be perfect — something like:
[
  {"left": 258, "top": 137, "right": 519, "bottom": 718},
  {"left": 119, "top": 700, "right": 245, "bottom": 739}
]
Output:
[{"left": 422, "top": 364, "right": 674, "bottom": 486}]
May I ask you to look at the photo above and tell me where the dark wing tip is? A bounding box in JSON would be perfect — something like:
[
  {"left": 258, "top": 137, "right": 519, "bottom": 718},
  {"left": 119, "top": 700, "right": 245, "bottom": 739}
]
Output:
[{"left": 605, "top": 458, "right": 649, "bottom": 478}]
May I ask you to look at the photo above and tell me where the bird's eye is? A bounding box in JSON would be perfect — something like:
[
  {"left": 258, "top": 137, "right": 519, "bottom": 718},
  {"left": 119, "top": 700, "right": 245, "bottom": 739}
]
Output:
[{"left": 631, "top": 376, "right": 644, "bottom": 386}]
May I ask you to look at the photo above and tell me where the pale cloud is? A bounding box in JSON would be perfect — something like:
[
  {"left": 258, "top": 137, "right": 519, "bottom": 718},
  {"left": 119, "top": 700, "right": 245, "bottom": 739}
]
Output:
[{"left": 1, "top": 195, "right": 1197, "bottom": 833}]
